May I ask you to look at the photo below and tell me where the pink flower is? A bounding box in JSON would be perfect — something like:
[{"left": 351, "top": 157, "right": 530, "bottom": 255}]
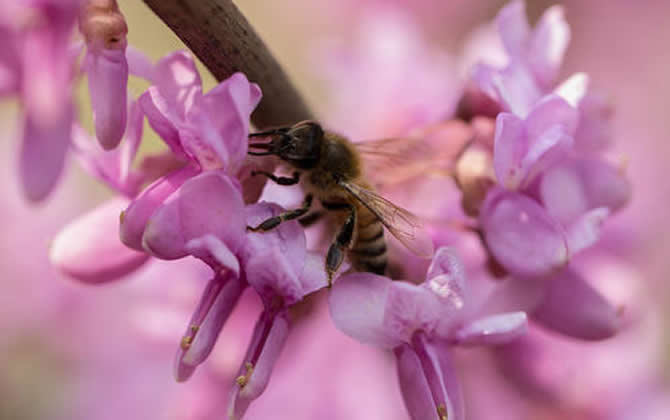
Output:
[
  {"left": 79, "top": 0, "right": 130, "bottom": 150},
  {"left": 121, "top": 51, "right": 261, "bottom": 251},
  {"left": 329, "top": 247, "right": 527, "bottom": 420},
  {"left": 0, "top": 0, "right": 81, "bottom": 201}
]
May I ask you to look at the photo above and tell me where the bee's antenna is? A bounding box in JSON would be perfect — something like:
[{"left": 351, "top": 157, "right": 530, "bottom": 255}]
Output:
[
  {"left": 249, "top": 127, "right": 290, "bottom": 138},
  {"left": 248, "top": 151, "right": 275, "bottom": 156}
]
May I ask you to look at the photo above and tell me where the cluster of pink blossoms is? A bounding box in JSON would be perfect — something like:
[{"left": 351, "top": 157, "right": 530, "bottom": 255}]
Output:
[{"left": 4, "top": 1, "right": 637, "bottom": 419}]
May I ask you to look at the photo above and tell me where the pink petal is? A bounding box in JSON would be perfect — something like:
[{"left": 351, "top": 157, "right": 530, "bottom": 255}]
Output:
[
  {"left": 527, "top": 5, "right": 570, "bottom": 88},
  {"left": 565, "top": 207, "right": 609, "bottom": 255},
  {"left": 328, "top": 272, "right": 400, "bottom": 348},
  {"left": 493, "top": 112, "right": 526, "bottom": 189},
  {"left": 185, "top": 235, "right": 240, "bottom": 277},
  {"left": 71, "top": 100, "right": 144, "bottom": 197},
  {"left": 425, "top": 247, "right": 467, "bottom": 290},
  {"left": 526, "top": 95, "right": 578, "bottom": 138},
  {"left": 85, "top": 47, "right": 129, "bottom": 149},
  {"left": 383, "top": 282, "right": 446, "bottom": 343},
  {"left": 142, "top": 171, "right": 246, "bottom": 261},
  {"left": 50, "top": 197, "right": 149, "bottom": 283},
  {"left": 532, "top": 268, "right": 622, "bottom": 340},
  {"left": 396, "top": 336, "right": 463, "bottom": 420},
  {"left": 228, "top": 310, "right": 290, "bottom": 420},
  {"left": 125, "top": 45, "right": 154, "bottom": 81},
  {"left": 0, "top": 27, "right": 19, "bottom": 95},
  {"left": 495, "top": 0, "right": 530, "bottom": 59},
  {"left": 151, "top": 50, "right": 202, "bottom": 120},
  {"left": 480, "top": 188, "right": 569, "bottom": 278},
  {"left": 574, "top": 158, "right": 631, "bottom": 212},
  {"left": 21, "top": 21, "right": 74, "bottom": 127},
  {"left": 491, "top": 62, "right": 542, "bottom": 117},
  {"left": 553, "top": 73, "right": 589, "bottom": 108},
  {"left": 539, "top": 158, "right": 631, "bottom": 224},
  {"left": 120, "top": 164, "right": 200, "bottom": 250},
  {"left": 454, "top": 312, "right": 527, "bottom": 346},
  {"left": 242, "top": 202, "right": 308, "bottom": 303},
  {"left": 175, "top": 271, "right": 244, "bottom": 381},
  {"left": 19, "top": 104, "right": 73, "bottom": 201},
  {"left": 139, "top": 88, "right": 186, "bottom": 157},
  {"left": 298, "top": 252, "right": 329, "bottom": 296},
  {"left": 520, "top": 124, "right": 573, "bottom": 188},
  {"left": 573, "top": 91, "right": 613, "bottom": 153},
  {"left": 182, "top": 73, "right": 261, "bottom": 173}
]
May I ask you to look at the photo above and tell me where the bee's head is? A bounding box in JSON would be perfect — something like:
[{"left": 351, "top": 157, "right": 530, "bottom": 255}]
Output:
[{"left": 249, "top": 121, "right": 323, "bottom": 169}]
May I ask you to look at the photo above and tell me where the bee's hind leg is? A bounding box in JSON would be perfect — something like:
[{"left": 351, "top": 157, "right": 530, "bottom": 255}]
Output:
[
  {"left": 325, "top": 204, "right": 357, "bottom": 287},
  {"left": 247, "top": 194, "right": 313, "bottom": 232}
]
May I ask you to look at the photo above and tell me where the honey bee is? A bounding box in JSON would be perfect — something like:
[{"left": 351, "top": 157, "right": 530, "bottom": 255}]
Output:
[{"left": 247, "top": 120, "right": 434, "bottom": 285}]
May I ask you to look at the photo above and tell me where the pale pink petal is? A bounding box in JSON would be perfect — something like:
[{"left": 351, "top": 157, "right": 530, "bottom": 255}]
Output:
[
  {"left": 85, "top": 47, "right": 128, "bottom": 149},
  {"left": 19, "top": 104, "right": 73, "bottom": 201},
  {"left": 480, "top": 188, "right": 569, "bottom": 278},
  {"left": 454, "top": 312, "right": 527, "bottom": 346},
  {"left": 527, "top": 5, "right": 570, "bottom": 88},
  {"left": 176, "top": 272, "right": 244, "bottom": 381},
  {"left": 491, "top": 62, "right": 542, "bottom": 117},
  {"left": 50, "top": 197, "right": 149, "bottom": 283},
  {"left": 120, "top": 164, "right": 200, "bottom": 250},
  {"left": 185, "top": 235, "right": 240, "bottom": 277},
  {"left": 228, "top": 311, "right": 290, "bottom": 420},
  {"left": 495, "top": 0, "right": 530, "bottom": 58},
  {"left": 553, "top": 73, "right": 589, "bottom": 108},
  {"left": 142, "top": 171, "right": 246, "bottom": 261},
  {"left": 328, "top": 272, "right": 400, "bottom": 348},
  {"left": 151, "top": 50, "right": 202, "bottom": 119},
  {"left": 532, "top": 268, "right": 622, "bottom": 340}
]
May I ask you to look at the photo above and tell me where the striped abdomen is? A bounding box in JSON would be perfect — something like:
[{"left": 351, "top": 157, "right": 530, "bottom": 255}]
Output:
[{"left": 350, "top": 205, "right": 387, "bottom": 275}]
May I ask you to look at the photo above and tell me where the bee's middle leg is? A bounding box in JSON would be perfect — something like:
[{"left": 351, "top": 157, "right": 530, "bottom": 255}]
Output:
[
  {"left": 247, "top": 194, "right": 313, "bottom": 232},
  {"left": 324, "top": 203, "right": 357, "bottom": 287},
  {"left": 251, "top": 170, "right": 300, "bottom": 186}
]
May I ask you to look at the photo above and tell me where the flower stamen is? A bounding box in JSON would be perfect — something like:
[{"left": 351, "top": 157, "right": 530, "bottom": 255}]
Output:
[{"left": 235, "top": 362, "right": 254, "bottom": 388}]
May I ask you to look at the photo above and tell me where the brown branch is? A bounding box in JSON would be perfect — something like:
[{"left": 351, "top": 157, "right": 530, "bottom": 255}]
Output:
[{"left": 141, "top": 0, "right": 313, "bottom": 128}]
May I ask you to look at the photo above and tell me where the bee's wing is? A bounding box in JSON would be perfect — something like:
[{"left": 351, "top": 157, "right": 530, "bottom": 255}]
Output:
[
  {"left": 339, "top": 181, "right": 434, "bottom": 258},
  {"left": 354, "top": 122, "right": 475, "bottom": 187},
  {"left": 354, "top": 136, "right": 439, "bottom": 186}
]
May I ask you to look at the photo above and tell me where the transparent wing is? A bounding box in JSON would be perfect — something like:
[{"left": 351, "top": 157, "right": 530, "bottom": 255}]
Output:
[
  {"left": 353, "top": 122, "right": 474, "bottom": 186},
  {"left": 340, "top": 181, "right": 434, "bottom": 258}
]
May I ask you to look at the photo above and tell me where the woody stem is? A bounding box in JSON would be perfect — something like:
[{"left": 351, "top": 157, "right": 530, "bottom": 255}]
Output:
[{"left": 141, "top": 0, "right": 314, "bottom": 128}]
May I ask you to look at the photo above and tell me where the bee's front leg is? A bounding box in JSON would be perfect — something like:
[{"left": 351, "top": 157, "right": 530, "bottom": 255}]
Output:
[
  {"left": 251, "top": 170, "right": 300, "bottom": 186},
  {"left": 324, "top": 203, "right": 357, "bottom": 287},
  {"left": 247, "top": 194, "right": 313, "bottom": 232}
]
